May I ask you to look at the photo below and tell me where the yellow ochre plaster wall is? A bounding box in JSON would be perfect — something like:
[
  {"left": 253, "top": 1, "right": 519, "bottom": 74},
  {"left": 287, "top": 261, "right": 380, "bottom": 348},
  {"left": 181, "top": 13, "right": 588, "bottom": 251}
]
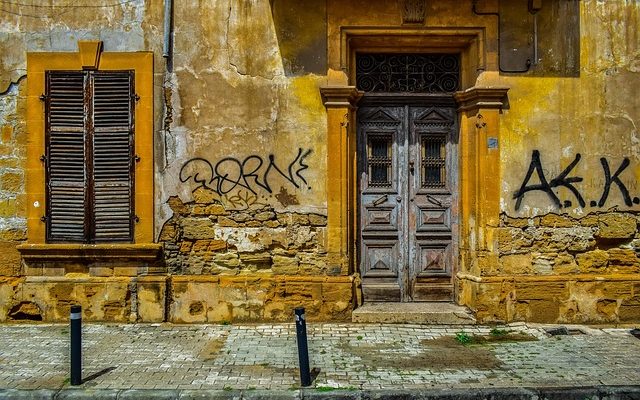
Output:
[{"left": 0, "top": 0, "right": 638, "bottom": 324}]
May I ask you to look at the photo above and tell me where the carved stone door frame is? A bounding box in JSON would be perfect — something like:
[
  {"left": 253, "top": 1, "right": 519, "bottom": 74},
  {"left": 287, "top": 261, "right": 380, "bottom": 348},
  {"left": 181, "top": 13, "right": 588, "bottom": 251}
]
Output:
[{"left": 320, "top": 27, "right": 509, "bottom": 307}]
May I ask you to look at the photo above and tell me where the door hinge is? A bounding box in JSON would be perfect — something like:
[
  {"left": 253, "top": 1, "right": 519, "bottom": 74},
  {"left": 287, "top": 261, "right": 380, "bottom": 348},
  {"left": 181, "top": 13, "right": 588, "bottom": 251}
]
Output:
[
  {"left": 39, "top": 94, "right": 48, "bottom": 102},
  {"left": 134, "top": 155, "right": 141, "bottom": 162},
  {"left": 40, "top": 216, "right": 47, "bottom": 223},
  {"left": 40, "top": 155, "right": 47, "bottom": 163}
]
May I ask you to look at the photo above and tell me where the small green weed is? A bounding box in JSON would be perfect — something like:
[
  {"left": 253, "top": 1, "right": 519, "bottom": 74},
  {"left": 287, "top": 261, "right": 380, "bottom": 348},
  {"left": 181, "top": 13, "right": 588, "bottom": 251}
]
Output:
[
  {"left": 490, "top": 327, "right": 509, "bottom": 336},
  {"left": 223, "top": 386, "right": 233, "bottom": 391},
  {"left": 315, "top": 386, "right": 337, "bottom": 392},
  {"left": 356, "top": 335, "right": 363, "bottom": 340},
  {"left": 455, "top": 331, "right": 472, "bottom": 345},
  {"left": 221, "top": 320, "right": 231, "bottom": 326}
]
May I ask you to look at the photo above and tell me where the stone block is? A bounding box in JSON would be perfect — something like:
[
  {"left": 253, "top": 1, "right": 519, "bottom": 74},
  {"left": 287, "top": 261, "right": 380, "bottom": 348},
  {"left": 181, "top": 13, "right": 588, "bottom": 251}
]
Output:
[
  {"left": 539, "top": 214, "right": 575, "bottom": 228},
  {"left": 0, "top": 198, "right": 17, "bottom": 217},
  {"left": 217, "top": 216, "right": 239, "bottom": 227},
  {"left": 272, "top": 255, "right": 299, "bottom": 274},
  {"left": 42, "top": 267, "right": 64, "bottom": 277},
  {"left": 169, "top": 279, "right": 220, "bottom": 323},
  {"left": 263, "top": 220, "right": 281, "bottom": 228},
  {"left": 596, "top": 213, "right": 637, "bottom": 240},
  {"left": 552, "top": 252, "right": 578, "bottom": 274},
  {"left": 576, "top": 250, "right": 609, "bottom": 272},
  {"left": 254, "top": 211, "right": 275, "bottom": 221},
  {"left": 240, "top": 252, "right": 272, "bottom": 269},
  {"left": 114, "top": 267, "right": 139, "bottom": 276},
  {"left": 182, "top": 218, "right": 217, "bottom": 239},
  {"left": 516, "top": 282, "right": 568, "bottom": 301},
  {"left": 607, "top": 248, "right": 639, "bottom": 267},
  {"left": 497, "top": 228, "right": 532, "bottom": 253},
  {"left": 619, "top": 297, "right": 640, "bottom": 322},
  {"left": 167, "top": 196, "right": 188, "bottom": 215},
  {"left": 137, "top": 279, "right": 166, "bottom": 322},
  {"left": 0, "top": 171, "right": 22, "bottom": 192},
  {"left": 212, "top": 252, "right": 241, "bottom": 268},
  {"left": 0, "top": 241, "right": 20, "bottom": 276},
  {"left": 158, "top": 223, "right": 177, "bottom": 241},
  {"left": 526, "top": 299, "right": 560, "bottom": 323},
  {"left": 500, "top": 254, "right": 533, "bottom": 275},
  {"left": 308, "top": 214, "right": 327, "bottom": 226},
  {"left": 192, "top": 204, "right": 226, "bottom": 216},
  {"left": 89, "top": 267, "right": 114, "bottom": 277},
  {"left": 231, "top": 212, "right": 251, "bottom": 222},
  {"left": 191, "top": 187, "right": 219, "bottom": 204},
  {"left": 23, "top": 265, "right": 42, "bottom": 276}
]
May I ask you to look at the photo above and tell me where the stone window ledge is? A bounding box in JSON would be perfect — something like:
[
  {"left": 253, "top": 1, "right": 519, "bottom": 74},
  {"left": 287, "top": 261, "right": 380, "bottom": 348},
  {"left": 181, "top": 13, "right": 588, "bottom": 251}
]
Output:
[{"left": 16, "top": 243, "right": 162, "bottom": 262}]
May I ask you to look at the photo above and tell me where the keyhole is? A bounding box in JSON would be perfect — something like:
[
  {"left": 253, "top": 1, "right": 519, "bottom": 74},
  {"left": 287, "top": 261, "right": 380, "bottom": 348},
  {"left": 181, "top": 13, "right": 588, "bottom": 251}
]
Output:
[{"left": 409, "top": 160, "right": 415, "bottom": 174}]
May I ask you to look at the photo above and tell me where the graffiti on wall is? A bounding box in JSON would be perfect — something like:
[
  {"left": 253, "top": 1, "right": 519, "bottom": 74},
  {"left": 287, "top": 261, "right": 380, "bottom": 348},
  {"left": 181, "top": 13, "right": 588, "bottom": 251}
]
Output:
[
  {"left": 514, "top": 150, "right": 640, "bottom": 210},
  {"left": 179, "top": 148, "right": 312, "bottom": 199}
]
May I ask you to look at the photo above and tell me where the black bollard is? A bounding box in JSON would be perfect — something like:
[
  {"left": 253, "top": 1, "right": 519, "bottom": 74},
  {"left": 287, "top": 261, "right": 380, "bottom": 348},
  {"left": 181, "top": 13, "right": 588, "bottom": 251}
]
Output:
[
  {"left": 70, "top": 305, "right": 82, "bottom": 386},
  {"left": 294, "top": 307, "right": 311, "bottom": 387}
]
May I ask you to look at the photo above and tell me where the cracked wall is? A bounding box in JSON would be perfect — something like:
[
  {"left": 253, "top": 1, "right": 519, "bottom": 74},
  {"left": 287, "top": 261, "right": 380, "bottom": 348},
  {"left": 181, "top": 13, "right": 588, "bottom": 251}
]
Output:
[
  {"left": 461, "top": 1, "right": 640, "bottom": 324},
  {"left": 1, "top": 0, "right": 639, "bottom": 324}
]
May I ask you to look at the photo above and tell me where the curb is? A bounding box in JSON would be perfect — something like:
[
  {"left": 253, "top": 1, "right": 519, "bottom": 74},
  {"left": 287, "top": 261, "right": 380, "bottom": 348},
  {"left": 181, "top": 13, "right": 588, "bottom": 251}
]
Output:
[{"left": 1, "top": 386, "right": 640, "bottom": 400}]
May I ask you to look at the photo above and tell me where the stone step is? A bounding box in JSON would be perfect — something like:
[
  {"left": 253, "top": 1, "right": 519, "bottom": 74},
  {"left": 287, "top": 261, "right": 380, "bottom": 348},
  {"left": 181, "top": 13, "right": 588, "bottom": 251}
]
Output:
[{"left": 352, "top": 302, "right": 476, "bottom": 325}]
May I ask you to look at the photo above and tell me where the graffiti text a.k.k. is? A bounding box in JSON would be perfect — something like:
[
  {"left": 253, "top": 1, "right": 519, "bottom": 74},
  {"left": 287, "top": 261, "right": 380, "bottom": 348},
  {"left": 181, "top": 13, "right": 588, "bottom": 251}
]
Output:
[
  {"left": 514, "top": 150, "right": 640, "bottom": 211},
  {"left": 179, "top": 148, "right": 312, "bottom": 196}
]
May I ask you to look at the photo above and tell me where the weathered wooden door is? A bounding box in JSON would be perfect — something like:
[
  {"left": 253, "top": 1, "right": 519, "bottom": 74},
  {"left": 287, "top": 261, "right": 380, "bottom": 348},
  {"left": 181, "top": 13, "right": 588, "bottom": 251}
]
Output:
[{"left": 357, "top": 96, "right": 458, "bottom": 302}]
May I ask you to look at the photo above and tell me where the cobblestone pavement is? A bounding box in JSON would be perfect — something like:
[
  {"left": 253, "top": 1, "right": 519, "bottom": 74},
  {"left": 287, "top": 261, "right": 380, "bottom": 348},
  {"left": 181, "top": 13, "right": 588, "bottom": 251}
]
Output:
[{"left": 0, "top": 322, "right": 639, "bottom": 392}]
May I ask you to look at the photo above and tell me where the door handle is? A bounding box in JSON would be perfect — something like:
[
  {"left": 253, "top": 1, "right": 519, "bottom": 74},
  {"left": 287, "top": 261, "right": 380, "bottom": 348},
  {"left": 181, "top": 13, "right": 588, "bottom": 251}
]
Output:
[
  {"left": 372, "top": 194, "right": 388, "bottom": 206},
  {"left": 426, "top": 194, "right": 443, "bottom": 207}
]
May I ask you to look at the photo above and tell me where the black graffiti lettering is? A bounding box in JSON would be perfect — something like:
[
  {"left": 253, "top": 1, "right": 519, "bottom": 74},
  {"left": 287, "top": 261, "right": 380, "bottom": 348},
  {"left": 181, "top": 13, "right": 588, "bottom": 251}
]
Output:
[
  {"left": 179, "top": 149, "right": 313, "bottom": 196},
  {"left": 514, "top": 151, "right": 584, "bottom": 211},
  {"left": 598, "top": 157, "right": 632, "bottom": 207},
  {"left": 548, "top": 153, "right": 585, "bottom": 208},
  {"left": 514, "top": 150, "right": 559, "bottom": 210},
  {"left": 514, "top": 150, "right": 639, "bottom": 210}
]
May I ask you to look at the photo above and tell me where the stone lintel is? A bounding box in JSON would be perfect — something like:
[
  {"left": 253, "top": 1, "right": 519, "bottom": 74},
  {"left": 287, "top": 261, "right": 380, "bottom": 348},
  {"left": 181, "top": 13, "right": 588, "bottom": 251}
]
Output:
[
  {"left": 454, "top": 86, "right": 509, "bottom": 112},
  {"left": 17, "top": 243, "right": 163, "bottom": 262},
  {"left": 319, "top": 85, "right": 363, "bottom": 109}
]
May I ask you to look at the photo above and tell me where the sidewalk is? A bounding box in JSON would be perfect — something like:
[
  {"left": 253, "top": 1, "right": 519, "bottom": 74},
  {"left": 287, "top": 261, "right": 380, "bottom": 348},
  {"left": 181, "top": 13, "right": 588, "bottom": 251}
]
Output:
[{"left": 0, "top": 322, "right": 639, "bottom": 399}]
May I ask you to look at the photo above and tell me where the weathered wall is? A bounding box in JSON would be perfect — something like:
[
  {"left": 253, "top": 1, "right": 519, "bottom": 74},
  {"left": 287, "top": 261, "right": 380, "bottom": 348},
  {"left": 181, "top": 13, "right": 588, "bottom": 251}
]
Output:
[
  {"left": 461, "top": 0, "right": 640, "bottom": 323},
  {"left": 0, "top": 0, "right": 638, "bottom": 324}
]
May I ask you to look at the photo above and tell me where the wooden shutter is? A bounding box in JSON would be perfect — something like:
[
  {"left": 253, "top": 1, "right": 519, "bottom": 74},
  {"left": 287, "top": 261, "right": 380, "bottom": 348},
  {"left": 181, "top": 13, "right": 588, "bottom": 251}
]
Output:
[
  {"left": 45, "top": 70, "right": 134, "bottom": 243},
  {"left": 91, "top": 71, "right": 134, "bottom": 242},
  {"left": 45, "top": 72, "right": 87, "bottom": 242}
]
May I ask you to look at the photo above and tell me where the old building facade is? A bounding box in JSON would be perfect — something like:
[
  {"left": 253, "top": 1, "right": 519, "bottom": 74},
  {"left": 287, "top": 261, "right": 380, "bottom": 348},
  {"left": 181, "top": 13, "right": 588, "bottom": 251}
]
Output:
[{"left": 0, "top": 0, "right": 639, "bottom": 324}]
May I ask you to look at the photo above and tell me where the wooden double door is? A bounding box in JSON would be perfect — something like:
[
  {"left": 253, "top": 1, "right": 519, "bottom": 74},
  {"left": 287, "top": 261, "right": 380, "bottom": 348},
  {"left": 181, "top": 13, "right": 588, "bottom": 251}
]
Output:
[{"left": 357, "top": 96, "right": 458, "bottom": 302}]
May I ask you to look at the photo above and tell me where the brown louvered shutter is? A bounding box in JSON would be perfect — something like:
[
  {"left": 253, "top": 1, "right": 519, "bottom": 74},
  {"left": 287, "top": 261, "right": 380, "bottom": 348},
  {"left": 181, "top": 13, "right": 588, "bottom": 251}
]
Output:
[
  {"left": 45, "top": 72, "right": 87, "bottom": 242},
  {"left": 45, "top": 70, "right": 134, "bottom": 243},
  {"left": 91, "top": 72, "right": 134, "bottom": 242}
]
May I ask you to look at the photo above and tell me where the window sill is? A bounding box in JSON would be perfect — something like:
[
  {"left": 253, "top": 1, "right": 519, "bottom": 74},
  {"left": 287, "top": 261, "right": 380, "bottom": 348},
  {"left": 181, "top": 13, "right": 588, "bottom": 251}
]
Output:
[{"left": 16, "top": 243, "right": 162, "bottom": 262}]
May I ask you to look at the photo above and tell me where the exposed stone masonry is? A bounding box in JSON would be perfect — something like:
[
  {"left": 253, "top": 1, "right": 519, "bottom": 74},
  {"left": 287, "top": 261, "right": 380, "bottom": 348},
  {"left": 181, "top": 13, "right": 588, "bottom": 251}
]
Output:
[
  {"left": 497, "top": 211, "right": 640, "bottom": 276},
  {"left": 159, "top": 187, "right": 330, "bottom": 277},
  {"left": 465, "top": 211, "right": 640, "bottom": 324}
]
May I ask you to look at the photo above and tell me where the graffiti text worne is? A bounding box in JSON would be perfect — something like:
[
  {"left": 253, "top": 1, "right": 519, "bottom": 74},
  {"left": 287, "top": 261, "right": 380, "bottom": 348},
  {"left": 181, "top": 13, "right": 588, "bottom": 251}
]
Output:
[
  {"left": 513, "top": 150, "right": 640, "bottom": 210},
  {"left": 179, "top": 148, "right": 312, "bottom": 195}
]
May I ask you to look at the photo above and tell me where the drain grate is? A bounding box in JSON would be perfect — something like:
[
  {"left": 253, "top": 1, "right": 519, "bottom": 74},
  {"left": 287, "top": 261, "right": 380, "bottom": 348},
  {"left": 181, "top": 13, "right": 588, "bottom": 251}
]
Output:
[{"left": 546, "top": 326, "right": 586, "bottom": 336}]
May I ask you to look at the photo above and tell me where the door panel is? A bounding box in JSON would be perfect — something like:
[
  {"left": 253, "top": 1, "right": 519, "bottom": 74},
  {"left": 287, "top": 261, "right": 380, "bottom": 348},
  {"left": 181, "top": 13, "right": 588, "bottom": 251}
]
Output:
[
  {"left": 358, "top": 99, "right": 458, "bottom": 302},
  {"left": 408, "top": 106, "right": 457, "bottom": 301},
  {"left": 358, "top": 106, "right": 407, "bottom": 301}
]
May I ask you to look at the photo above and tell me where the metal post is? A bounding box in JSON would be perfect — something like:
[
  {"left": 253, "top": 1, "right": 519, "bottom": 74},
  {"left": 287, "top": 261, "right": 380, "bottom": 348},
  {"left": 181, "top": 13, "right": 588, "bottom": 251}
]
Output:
[
  {"left": 70, "top": 305, "right": 82, "bottom": 386},
  {"left": 294, "top": 307, "right": 311, "bottom": 387}
]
